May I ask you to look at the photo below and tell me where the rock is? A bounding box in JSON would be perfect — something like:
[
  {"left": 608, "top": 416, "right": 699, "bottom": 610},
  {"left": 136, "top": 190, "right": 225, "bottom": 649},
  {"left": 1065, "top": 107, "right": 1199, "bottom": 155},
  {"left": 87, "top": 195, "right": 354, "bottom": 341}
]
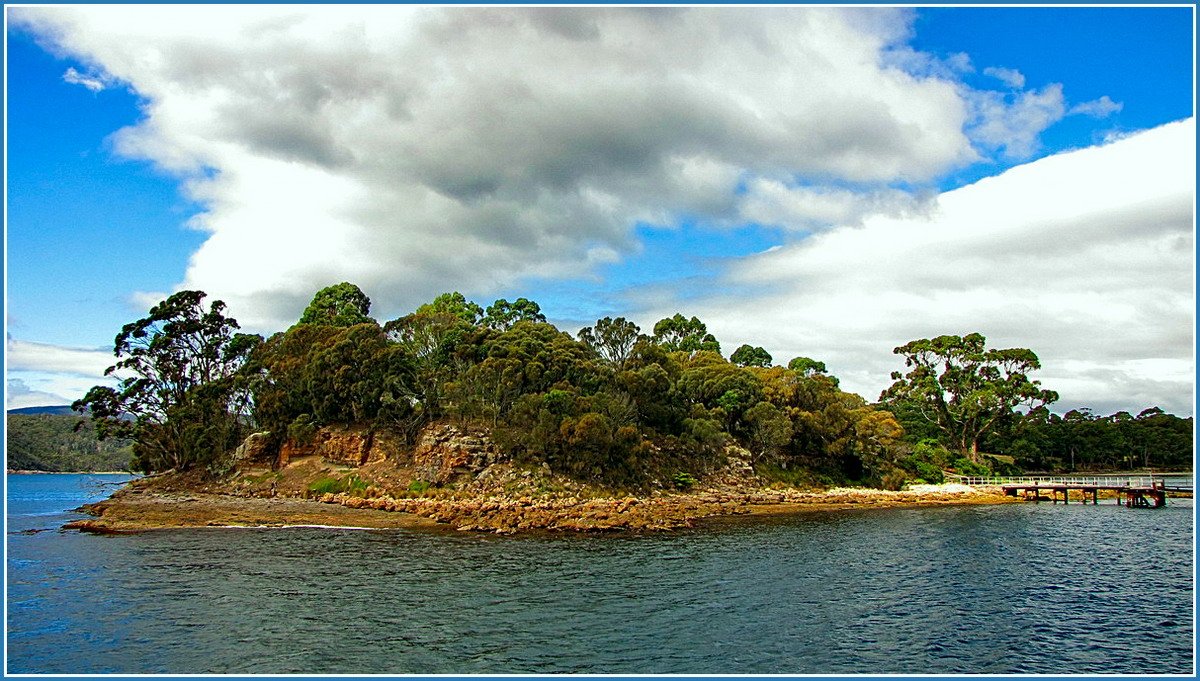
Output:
[
  {"left": 411, "top": 424, "right": 509, "bottom": 485},
  {"left": 232, "top": 432, "right": 274, "bottom": 464}
]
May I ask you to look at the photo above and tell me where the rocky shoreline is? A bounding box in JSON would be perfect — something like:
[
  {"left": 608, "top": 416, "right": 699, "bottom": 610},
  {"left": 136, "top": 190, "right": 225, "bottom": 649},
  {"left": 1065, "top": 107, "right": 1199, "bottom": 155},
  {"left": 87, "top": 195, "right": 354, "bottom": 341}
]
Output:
[{"left": 64, "top": 481, "right": 1019, "bottom": 535}]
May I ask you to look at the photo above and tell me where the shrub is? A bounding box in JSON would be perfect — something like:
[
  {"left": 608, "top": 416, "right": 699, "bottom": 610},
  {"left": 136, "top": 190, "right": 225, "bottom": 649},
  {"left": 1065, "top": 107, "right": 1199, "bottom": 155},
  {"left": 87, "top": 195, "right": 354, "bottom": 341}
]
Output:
[
  {"left": 914, "top": 460, "right": 944, "bottom": 484},
  {"left": 408, "top": 479, "right": 432, "bottom": 494},
  {"left": 672, "top": 471, "right": 698, "bottom": 490},
  {"left": 950, "top": 457, "right": 990, "bottom": 477}
]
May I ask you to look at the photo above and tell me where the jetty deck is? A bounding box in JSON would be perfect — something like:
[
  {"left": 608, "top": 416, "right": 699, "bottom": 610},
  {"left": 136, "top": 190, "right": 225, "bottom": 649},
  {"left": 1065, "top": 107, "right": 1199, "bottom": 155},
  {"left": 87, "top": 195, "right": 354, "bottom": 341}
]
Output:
[{"left": 948, "top": 474, "right": 1192, "bottom": 509}]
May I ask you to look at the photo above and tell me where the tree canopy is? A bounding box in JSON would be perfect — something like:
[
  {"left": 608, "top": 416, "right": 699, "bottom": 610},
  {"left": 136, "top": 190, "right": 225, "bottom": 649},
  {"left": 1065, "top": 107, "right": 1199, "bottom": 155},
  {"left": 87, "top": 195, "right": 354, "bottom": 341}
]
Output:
[
  {"left": 652, "top": 313, "right": 721, "bottom": 354},
  {"left": 880, "top": 332, "right": 1058, "bottom": 462},
  {"left": 72, "top": 284, "right": 1184, "bottom": 487},
  {"left": 297, "top": 282, "right": 374, "bottom": 327},
  {"left": 74, "top": 290, "right": 261, "bottom": 473}
]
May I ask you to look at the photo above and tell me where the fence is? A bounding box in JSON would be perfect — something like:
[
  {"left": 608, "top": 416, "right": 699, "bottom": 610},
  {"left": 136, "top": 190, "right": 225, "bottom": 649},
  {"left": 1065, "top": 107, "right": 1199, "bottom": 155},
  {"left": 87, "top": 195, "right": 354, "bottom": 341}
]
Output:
[{"left": 944, "top": 473, "right": 1193, "bottom": 490}]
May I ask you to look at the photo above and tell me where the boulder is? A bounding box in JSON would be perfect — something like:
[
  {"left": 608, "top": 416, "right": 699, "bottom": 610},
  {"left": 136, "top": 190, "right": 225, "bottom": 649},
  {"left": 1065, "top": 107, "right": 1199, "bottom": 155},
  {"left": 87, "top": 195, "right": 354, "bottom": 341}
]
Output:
[{"left": 232, "top": 432, "right": 274, "bottom": 464}]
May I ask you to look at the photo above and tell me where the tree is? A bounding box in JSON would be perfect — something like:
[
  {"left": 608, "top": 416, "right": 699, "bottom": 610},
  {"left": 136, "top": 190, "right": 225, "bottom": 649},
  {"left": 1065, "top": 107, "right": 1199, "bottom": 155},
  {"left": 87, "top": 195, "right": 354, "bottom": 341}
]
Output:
[
  {"left": 417, "top": 292, "right": 483, "bottom": 325},
  {"left": 652, "top": 313, "right": 720, "bottom": 354},
  {"left": 880, "top": 332, "right": 1058, "bottom": 462},
  {"left": 483, "top": 297, "right": 546, "bottom": 330},
  {"left": 578, "top": 316, "right": 641, "bottom": 368},
  {"left": 731, "top": 344, "right": 772, "bottom": 368},
  {"left": 787, "top": 356, "right": 827, "bottom": 376},
  {"left": 74, "top": 290, "right": 261, "bottom": 473},
  {"left": 297, "top": 282, "right": 373, "bottom": 327}
]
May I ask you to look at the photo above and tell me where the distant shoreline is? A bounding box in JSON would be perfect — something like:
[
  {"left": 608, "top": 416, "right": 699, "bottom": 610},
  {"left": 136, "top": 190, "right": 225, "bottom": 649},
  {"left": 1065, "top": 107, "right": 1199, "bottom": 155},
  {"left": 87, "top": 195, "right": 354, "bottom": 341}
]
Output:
[{"left": 6, "top": 470, "right": 134, "bottom": 475}]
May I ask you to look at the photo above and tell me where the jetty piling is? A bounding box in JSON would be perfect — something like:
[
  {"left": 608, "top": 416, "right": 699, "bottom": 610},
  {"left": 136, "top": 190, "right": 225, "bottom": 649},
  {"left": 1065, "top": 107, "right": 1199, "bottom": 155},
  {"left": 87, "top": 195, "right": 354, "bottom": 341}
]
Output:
[{"left": 983, "top": 474, "right": 1187, "bottom": 509}]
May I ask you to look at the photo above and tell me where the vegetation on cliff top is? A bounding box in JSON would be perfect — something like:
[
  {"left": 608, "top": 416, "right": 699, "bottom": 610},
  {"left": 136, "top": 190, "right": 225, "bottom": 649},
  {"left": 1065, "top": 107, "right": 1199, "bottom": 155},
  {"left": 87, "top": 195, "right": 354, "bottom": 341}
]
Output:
[{"left": 73, "top": 284, "right": 1192, "bottom": 485}]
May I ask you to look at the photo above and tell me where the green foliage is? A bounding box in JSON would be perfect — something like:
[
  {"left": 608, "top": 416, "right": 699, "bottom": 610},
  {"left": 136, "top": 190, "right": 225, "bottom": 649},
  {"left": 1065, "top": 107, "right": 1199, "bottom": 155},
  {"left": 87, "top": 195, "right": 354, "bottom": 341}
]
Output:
[
  {"left": 652, "top": 313, "right": 721, "bottom": 354},
  {"left": 985, "top": 406, "right": 1193, "bottom": 472},
  {"left": 417, "top": 292, "right": 484, "bottom": 325},
  {"left": 287, "top": 415, "right": 319, "bottom": 446},
  {"left": 73, "top": 290, "right": 260, "bottom": 474},
  {"left": 730, "top": 344, "right": 772, "bottom": 368},
  {"left": 672, "top": 471, "right": 698, "bottom": 490},
  {"left": 787, "top": 356, "right": 827, "bottom": 376},
  {"left": 483, "top": 298, "right": 546, "bottom": 331},
  {"left": 578, "top": 316, "right": 641, "bottom": 368},
  {"left": 880, "top": 332, "right": 1058, "bottom": 462},
  {"left": 296, "top": 282, "right": 373, "bottom": 327},
  {"left": 6, "top": 414, "right": 133, "bottom": 472},
  {"left": 950, "top": 457, "right": 990, "bottom": 477},
  {"left": 407, "top": 479, "right": 432, "bottom": 494}
]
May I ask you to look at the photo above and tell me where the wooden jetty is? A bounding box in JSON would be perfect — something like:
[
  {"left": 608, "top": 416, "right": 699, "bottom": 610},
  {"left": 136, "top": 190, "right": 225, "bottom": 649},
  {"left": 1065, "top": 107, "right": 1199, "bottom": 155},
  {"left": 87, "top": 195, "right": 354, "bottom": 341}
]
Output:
[
  {"left": 948, "top": 474, "right": 1191, "bottom": 509},
  {"left": 1000, "top": 479, "right": 1171, "bottom": 508}
]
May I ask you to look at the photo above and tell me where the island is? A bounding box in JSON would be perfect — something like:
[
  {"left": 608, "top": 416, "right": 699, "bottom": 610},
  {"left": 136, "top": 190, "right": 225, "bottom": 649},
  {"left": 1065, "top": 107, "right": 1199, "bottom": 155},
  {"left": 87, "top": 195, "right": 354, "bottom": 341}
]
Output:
[{"left": 63, "top": 284, "right": 1193, "bottom": 534}]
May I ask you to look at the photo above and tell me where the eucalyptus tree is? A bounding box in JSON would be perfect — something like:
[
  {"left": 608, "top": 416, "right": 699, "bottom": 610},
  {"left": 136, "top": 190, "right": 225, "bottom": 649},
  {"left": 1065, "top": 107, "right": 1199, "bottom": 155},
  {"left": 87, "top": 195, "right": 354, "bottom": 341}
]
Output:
[
  {"left": 730, "top": 344, "right": 772, "bottom": 368},
  {"left": 74, "top": 290, "right": 261, "bottom": 473},
  {"left": 297, "top": 282, "right": 374, "bottom": 327},
  {"left": 880, "top": 332, "right": 1058, "bottom": 462},
  {"left": 578, "top": 316, "right": 642, "bottom": 368},
  {"left": 651, "top": 313, "right": 721, "bottom": 354}
]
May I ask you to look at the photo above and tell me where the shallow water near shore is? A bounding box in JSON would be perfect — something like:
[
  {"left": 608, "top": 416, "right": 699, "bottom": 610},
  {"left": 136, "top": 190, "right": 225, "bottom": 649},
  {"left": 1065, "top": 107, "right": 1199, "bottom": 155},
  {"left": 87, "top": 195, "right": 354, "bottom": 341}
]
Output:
[{"left": 7, "top": 473, "right": 1194, "bottom": 674}]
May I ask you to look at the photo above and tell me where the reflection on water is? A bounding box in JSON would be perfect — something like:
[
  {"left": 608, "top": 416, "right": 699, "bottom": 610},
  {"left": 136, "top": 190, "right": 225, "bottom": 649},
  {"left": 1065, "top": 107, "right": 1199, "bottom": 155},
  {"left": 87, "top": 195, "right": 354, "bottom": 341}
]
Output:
[{"left": 6, "top": 474, "right": 1194, "bottom": 674}]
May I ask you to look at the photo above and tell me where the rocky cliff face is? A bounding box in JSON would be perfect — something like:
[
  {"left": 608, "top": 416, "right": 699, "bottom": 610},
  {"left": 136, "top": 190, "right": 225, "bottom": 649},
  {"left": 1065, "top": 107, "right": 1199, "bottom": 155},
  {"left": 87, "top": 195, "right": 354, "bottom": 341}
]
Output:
[
  {"left": 411, "top": 423, "right": 508, "bottom": 484},
  {"left": 275, "top": 425, "right": 407, "bottom": 468},
  {"left": 252, "top": 421, "right": 507, "bottom": 486}
]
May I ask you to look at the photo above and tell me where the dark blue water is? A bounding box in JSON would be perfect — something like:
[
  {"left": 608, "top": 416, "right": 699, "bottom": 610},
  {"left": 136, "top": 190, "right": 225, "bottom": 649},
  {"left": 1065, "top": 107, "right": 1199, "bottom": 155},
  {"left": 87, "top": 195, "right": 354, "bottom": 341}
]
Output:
[{"left": 6, "top": 474, "right": 1194, "bottom": 674}]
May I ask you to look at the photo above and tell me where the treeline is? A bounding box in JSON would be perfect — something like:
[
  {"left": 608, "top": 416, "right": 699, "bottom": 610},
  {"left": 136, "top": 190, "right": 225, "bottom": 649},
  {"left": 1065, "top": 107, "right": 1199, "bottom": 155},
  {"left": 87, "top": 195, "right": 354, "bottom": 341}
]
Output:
[
  {"left": 6, "top": 414, "right": 133, "bottom": 472},
  {"left": 75, "top": 284, "right": 1192, "bottom": 487},
  {"left": 247, "top": 286, "right": 907, "bottom": 487},
  {"left": 988, "top": 407, "right": 1193, "bottom": 472},
  {"left": 78, "top": 284, "right": 906, "bottom": 487}
]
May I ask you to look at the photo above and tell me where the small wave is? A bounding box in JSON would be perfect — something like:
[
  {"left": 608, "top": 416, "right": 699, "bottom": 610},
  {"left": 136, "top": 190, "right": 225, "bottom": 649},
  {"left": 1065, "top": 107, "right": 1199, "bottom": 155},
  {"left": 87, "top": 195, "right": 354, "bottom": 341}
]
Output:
[{"left": 208, "top": 524, "right": 387, "bottom": 531}]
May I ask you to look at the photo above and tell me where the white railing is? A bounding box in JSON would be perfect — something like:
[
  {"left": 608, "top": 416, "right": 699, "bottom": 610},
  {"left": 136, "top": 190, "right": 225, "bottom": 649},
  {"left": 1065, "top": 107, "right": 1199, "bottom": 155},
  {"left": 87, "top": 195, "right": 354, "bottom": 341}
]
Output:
[{"left": 945, "top": 473, "right": 1190, "bottom": 489}]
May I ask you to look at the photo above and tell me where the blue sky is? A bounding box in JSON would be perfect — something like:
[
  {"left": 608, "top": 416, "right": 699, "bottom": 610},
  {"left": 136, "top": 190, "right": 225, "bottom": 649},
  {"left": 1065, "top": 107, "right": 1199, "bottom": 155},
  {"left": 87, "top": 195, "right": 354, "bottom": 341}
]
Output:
[{"left": 4, "top": 5, "right": 1195, "bottom": 416}]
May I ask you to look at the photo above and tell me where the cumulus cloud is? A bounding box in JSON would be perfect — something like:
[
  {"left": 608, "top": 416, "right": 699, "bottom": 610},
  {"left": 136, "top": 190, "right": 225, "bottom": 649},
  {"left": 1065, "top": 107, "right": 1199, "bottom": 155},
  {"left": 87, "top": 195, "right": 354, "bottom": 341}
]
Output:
[
  {"left": 668, "top": 119, "right": 1195, "bottom": 416},
  {"left": 12, "top": 6, "right": 997, "bottom": 331},
  {"left": 969, "top": 83, "right": 1067, "bottom": 159}
]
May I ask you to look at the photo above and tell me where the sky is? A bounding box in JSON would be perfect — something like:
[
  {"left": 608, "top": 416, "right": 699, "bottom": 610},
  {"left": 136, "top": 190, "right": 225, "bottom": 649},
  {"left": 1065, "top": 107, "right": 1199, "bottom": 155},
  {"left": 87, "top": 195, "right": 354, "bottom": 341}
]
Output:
[{"left": 4, "top": 5, "right": 1195, "bottom": 418}]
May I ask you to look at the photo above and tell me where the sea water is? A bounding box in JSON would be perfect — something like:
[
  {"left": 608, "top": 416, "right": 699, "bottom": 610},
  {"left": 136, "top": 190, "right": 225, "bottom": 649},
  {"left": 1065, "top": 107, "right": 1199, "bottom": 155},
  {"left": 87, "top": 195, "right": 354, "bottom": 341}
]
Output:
[{"left": 6, "top": 473, "right": 1194, "bottom": 674}]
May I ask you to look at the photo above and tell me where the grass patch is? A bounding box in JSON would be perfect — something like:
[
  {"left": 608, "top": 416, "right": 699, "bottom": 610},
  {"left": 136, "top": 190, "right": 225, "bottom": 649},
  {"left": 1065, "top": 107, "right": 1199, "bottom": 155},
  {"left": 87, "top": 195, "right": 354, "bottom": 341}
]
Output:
[{"left": 308, "top": 474, "right": 370, "bottom": 497}]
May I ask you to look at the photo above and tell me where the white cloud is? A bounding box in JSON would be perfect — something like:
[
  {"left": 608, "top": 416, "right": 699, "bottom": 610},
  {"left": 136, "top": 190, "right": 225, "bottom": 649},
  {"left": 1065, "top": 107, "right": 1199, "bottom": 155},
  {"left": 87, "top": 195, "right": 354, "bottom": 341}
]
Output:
[
  {"left": 668, "top": 119, "right": 1195, "bottom": 417},
  {"left": 1070, "top": 95, "right": 1123, "bottom": 118},
  {"left": 738, "top": 179, "right": 934, "bottom": 231},
  {"left": 13, "top": 6, "right": 993, "bottom": 331},
  {"left": 969, "top": 83, "right": 1067, "bottom": 159},
  {"left": 61, "top": 66, "right": 107, "bottom": 92},
  {"left": 6, "top": 337, "right": 117, "bottom": 377},
  {"left": 983, "top": 66, "right": 1026, "bottom": 89},
  {"left": 4, "top": 339, "right": 129, "bottom": 409},
  {"left": 6, "top": 378, "right": 73, "bottom": 410}
]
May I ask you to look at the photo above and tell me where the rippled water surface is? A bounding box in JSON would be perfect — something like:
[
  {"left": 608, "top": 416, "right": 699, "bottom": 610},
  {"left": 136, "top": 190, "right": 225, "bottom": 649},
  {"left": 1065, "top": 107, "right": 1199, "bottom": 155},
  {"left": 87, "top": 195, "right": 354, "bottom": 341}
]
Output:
[{"left": 6, "top": 474, "right": 1195, "bottom": 674}]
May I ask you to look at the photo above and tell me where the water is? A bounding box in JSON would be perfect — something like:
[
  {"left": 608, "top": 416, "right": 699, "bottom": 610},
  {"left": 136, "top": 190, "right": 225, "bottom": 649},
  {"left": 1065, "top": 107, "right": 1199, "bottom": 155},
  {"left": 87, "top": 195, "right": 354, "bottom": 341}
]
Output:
[{"left": 6, "top": 474, "right": 1194, "bottom": 674}]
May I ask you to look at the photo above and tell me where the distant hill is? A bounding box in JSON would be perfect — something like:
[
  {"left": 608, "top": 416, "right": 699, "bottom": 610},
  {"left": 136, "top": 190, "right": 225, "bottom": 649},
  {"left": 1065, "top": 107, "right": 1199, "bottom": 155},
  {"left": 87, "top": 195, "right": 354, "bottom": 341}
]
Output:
[
  {"left": 6, "top": 413, "right": 132, "bottom": 472},
  {"left": 7, "top": 405, "right": 78, "bottom": 416}
]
